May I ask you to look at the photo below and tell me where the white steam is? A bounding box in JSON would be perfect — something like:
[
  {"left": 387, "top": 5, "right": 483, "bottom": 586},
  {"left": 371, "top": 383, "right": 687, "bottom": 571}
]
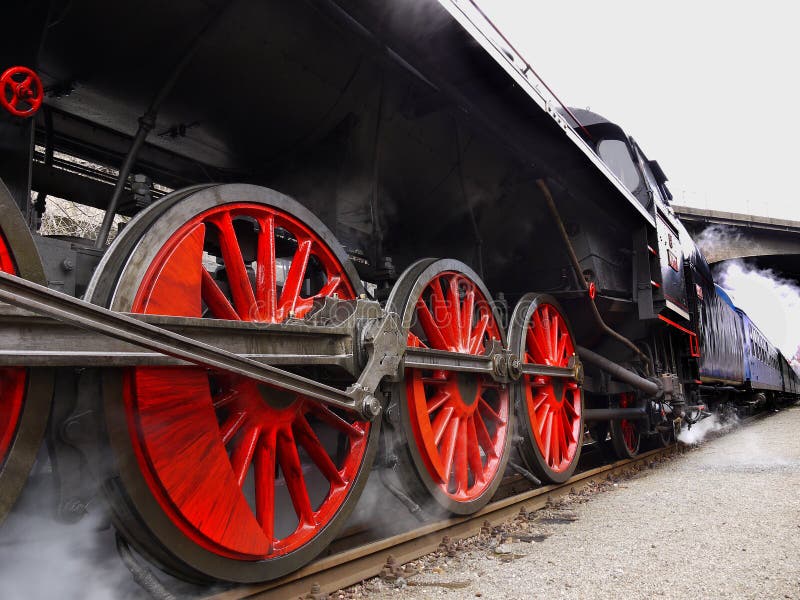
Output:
[
  {"left": 0, "top": 510, "right": 135, "bottom": 600},
  {"left": 678, "top": 414, "right": 737, "bottom": 445},
  {"left": 715, "top": 260, "right": 800, "bottom": 370},
  {"left": 693, "top": 225, "right": 740, "bottom": 264}
]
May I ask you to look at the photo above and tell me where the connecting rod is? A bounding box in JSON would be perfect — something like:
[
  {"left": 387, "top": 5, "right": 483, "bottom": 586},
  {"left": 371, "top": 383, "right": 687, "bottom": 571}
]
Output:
[{"left": 0, "top": 271, "right": 380, "bottom": 419}]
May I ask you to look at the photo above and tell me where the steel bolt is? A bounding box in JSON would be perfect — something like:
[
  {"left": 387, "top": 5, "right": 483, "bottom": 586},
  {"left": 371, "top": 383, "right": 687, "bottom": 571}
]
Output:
[{"left": 363, "top": 395, "right": 381, "bottom": 419}]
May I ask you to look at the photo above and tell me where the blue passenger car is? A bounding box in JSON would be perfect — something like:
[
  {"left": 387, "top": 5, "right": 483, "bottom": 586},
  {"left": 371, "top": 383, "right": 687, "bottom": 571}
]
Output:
[{"left": 737, "top": 309, "right": 783, "bottom": 392}]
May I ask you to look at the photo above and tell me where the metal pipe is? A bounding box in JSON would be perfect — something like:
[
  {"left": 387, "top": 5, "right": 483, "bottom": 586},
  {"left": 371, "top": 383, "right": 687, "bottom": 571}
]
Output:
[
  {"left": 94, "top": 6, "right": 226, "bottom": 248},
  {"left": 577, "top": 345, "right": 660, "bottom": 396},
  {"left": 583, "top": 407, "right": 648, "bottom": 421},
  {"left": 698, "top": 385, "right": 744, "bottom": 393},
  {"left": 537, "top": 179, "right": 652, "bottom": 373}
]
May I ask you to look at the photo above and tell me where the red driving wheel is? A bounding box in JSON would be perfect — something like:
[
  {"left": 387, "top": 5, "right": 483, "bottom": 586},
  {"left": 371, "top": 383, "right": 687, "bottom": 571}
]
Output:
[
  {"left": 1, "top": 67, "right": 43, "bottom": 118},
  {"left": 387, "top": 259, "right": 513, "bottom": 515},
  {"left": 510, "top": 294, "right": 583, "bottom": 484},
  {"left": 87, "top": 185, "right": 379, "bottom": 582}
]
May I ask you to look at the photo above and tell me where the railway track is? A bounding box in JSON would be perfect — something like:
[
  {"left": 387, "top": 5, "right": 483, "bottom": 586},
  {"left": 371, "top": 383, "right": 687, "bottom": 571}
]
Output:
[
  {"left": 201, "top": 443, "right": 680, "bottom": 600},
  {"left": 198, "top": 408, "right": 780, "bottom": 600}
]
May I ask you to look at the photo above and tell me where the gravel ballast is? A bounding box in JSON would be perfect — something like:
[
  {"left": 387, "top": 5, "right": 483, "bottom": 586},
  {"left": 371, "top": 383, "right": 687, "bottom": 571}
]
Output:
[{"left": 346, "top": 406, "right": 800, "bottom": 600}]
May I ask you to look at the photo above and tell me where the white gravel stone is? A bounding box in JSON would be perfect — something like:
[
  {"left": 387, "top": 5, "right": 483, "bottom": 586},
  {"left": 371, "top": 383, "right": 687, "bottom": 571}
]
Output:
[{"left": 357, "top": 406, "right": 800, "bottom": 600}]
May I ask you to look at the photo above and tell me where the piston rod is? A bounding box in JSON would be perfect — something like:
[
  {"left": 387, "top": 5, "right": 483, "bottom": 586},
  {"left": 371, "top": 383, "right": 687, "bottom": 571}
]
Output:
[
  {"left": 577, "top": 345, "right": 660, "bottom": 397},
  {"left": 583, "top": 407, "right": 648, "bottom": 421}
]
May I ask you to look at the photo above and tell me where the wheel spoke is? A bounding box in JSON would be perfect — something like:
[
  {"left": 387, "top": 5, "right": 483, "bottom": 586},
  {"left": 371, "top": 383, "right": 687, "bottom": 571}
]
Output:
[
  {"left": 454, "top": 417, "right": 468, "bottom": 492},
  {"left": 479, "top": 397, "right": 504, "bottom": 425},
  {"left": 542, "top": 410, "right": 553, "bottom": 464},
  {"left": 432, "top": 405, "right": 455, "bottom": 445},
  {"left": 473, "top": 412, "right": 496, "bottom": 459},
  {"left": 427, "top": 390, "right": 451, "bottom": 414},
  {"left": 201, "top": 269, "right": 240, "bottom": 320},
  {"left": 212, "top": 388, "right": 239, "bottom": 409},
  {"left": 563, "top": 395, "right": 579, "bottom": 420},
  {"left": 461, "top": 289, "right": 475, "bottom": 348},
  {"left": 277, "top": 430, "right": 314, "bottom": 525},
  {"left": 536, "top": 402, "right": 550, "bottom": 435},
  {"left": 294, "top": 414, "right": 344, "bottom": 486},
  {"left": 219, "top": 411, "right": 247, "bottom": 445},
  {"left": 526, "top": 323, "right": 547, "bottom": 363},
  {"left": 214, "top": 212, "right": 258, "bottom": 319},
  {"left": 430, "top": 277, "right": 451, "bottom": 340},
  {"left": 532, "top": 389, "right": 549, "bottom": 411},
  {"left": 561, "top": 406, "right": 575, "bottom": 444},
  {"left": 439, "top": 418, "right": 459, "bottom": 485},
  {"left": 408, "top": 333, "right": 429, "bottom": 349},
  {"left": 469, "top": 312, "right": 489, "bottom": 354},
  {"left": 255, "top": 215, "right": 277, "bottom": 321},
  {"left": 549, "top": 310, "right": 560, "bottom": 360},
  {"left": 556, "top": 332, "right": 568, "bottom": 364},
  {"left": 309, "top": 404, "right": 365, "bottom": 439},
  {"left": 466, "top": 415, "right": 484, "bottom": 484},
  {"left": 447, "top": 277, "right": 463, "bottom": 350},
  {"left": 556, "top": 411, "right": 568, "bottom": 461},
  {"left": 254, "top": 432, "right": 277, "bottom": 550},
  {"left": 278, "top": 238, "right": 312, "bottom": 319},
  {"left": 416, "top": 299, "right": 450, "bottom": 350},
  {"left": 230, "top": 426, "right": 261, "bottom": 487}
]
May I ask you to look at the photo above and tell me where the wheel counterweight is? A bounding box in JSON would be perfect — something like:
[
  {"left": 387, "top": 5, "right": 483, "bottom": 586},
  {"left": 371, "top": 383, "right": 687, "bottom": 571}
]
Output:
[
  {"left": 87, "top": 185, "right": 379, "bottom": 582},
  {"left": 387, "top": 259, "right": 512, "bottom": 515},
  {"left": 509, "top": 295, "right": 583, "bottom": 484}
]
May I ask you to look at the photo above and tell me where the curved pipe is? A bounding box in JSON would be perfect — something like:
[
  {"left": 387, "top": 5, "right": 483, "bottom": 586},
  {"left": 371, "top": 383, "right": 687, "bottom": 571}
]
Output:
[{"left": 537, "top": 179, "right": 652, "bottom": 373}]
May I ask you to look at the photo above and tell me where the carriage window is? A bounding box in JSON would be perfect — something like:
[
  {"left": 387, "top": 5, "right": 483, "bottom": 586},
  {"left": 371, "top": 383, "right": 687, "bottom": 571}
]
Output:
[{"left": 597, "top": 139, "right": 641, "bottom": 192}]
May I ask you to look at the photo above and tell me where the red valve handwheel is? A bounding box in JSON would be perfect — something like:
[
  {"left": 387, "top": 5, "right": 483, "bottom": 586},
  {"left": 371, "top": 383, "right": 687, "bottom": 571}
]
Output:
[{"left": 1, "top": 66, "right": 43, "bottom": 118}]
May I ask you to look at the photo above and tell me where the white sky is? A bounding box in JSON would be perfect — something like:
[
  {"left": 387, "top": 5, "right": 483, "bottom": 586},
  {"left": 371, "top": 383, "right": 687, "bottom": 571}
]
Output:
[{"left": 482, "top": 1, "right": 800, "bottom": 221}]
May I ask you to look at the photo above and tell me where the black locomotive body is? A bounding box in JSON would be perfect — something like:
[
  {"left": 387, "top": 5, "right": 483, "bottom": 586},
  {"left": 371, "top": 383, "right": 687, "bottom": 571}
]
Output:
[{"left": 0, "top": 0, "right": 797, "bottom": 587}]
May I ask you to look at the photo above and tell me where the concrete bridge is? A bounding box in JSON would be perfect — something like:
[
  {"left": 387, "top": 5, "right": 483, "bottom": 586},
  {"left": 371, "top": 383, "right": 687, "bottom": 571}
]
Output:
[{"left": 672, "top": 206, "right": 800, "bottom": 279}]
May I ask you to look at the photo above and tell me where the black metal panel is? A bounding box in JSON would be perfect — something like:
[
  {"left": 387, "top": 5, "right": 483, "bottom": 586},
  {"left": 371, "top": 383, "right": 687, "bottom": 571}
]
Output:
[
  {"left": 655, "top": 210, "right": 689, "bottom": 319},
  {"left": 695, "top": 281, "right": 744, "bottom": 384}
]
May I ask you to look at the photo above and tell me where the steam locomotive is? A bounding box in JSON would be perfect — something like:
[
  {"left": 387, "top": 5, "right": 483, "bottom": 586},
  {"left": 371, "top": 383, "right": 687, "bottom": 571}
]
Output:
[{"left": 1, "top": 0, "right": 797, "bottom": 586}]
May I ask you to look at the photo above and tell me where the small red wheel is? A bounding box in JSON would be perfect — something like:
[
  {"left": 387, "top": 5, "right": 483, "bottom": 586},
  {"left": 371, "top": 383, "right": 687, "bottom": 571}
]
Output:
[
  {"left": 0, "top": 67, "right": 43, "bottom": 118},
  {"left": 87, "top": 185, "right": 378, "bottom": 582},
  {"left": 509, "top": 295, "right": 583, "bottom": 483},
  {"left": 610, "top": 392, "right": 642, "bottom": 458},
  {"left": 387, "top": 259, "right": 512, "bottom": 515}
]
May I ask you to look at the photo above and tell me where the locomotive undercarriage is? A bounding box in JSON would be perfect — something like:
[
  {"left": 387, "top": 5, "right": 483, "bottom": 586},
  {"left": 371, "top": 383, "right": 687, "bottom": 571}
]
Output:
[
  {"left": 0, "top": 0, "right": 714, "bottom": 586},
  {"left": 0, "top": 174, "right": 690, "bottom": 583}
]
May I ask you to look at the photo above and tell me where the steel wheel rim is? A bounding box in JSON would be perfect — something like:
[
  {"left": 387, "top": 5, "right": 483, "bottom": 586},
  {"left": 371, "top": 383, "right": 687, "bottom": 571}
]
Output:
[
  {"left": 521, "top": 301, "right": 582, "bottom": 474},
  {"left": 0, "top": 232, "right": 26, "bottom": 466},
  {"left": 392, "top": 260, "right": 511, "bottom": 507},
  {"left": 0, "top": 179, "right": 52, "bottom": 526},
  {"left": 88, "top": 185, "right": 378, "bottom": 581}
]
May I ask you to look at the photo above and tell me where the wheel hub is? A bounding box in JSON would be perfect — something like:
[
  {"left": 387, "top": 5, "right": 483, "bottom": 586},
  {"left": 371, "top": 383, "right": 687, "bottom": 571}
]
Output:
[{"left": 454, "top": 372, "right": 479, "bottom": 408}]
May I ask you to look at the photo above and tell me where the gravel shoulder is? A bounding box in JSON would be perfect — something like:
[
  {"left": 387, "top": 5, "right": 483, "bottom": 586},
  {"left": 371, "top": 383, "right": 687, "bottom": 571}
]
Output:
[{"left": 344, "top": 405, "right": 800, "bottom": 600}]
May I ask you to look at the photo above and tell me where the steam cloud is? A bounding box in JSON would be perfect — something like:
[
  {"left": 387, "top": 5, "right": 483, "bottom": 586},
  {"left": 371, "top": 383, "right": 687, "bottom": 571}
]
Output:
[
  {"left": 677, "top": 413, "right": 738, "bottom": 445},
  {"left": 714, "top": 260, "right": 800, "bottom": 372},
  {"left": 0, "top": 509, "right": 135, "bottom": 599}
]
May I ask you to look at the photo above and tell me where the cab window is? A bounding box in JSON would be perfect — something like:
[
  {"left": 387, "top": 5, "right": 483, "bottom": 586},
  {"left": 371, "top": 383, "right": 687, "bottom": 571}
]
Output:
[{"left": 597, "top": 139, "right": 641, "bottom": 192}]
